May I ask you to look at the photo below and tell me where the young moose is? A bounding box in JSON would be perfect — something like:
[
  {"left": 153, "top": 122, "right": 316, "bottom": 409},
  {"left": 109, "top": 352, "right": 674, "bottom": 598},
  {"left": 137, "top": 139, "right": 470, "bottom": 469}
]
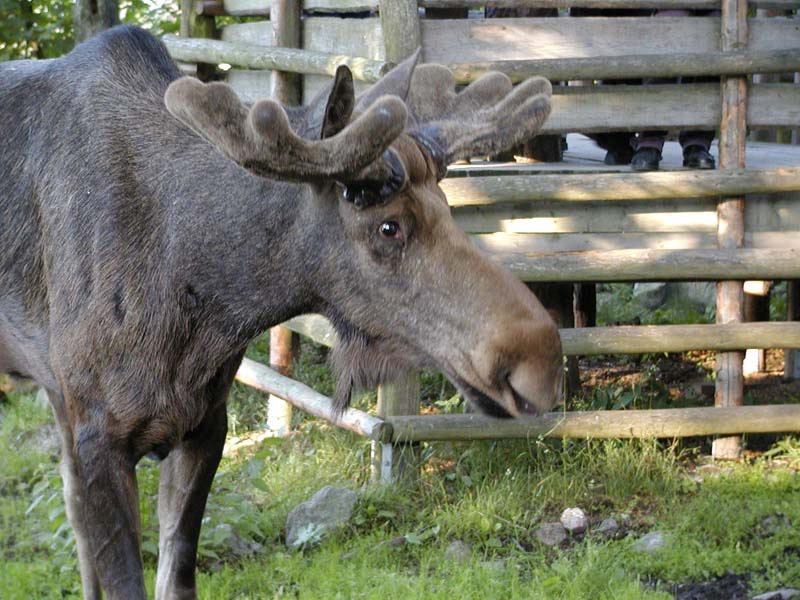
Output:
[{"left": 0, "top": 26, "right": 562, "bottom": 599}]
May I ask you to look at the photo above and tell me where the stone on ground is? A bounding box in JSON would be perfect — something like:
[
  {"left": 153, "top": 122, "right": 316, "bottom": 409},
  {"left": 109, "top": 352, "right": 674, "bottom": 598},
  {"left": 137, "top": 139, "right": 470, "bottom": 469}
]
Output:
[
  {"left": 444, "top": 540, "right": 472, "bottom": 562},
  {"left": 534, "top": 522, "right": 567, "bottom": 546},
  {"left": 633, "top": 531, "right": 668, "bottom": 552},
  {"left": 285, "top": 485, "right": 358, "bottom": 548},
  {"left": 559, "top": 507, "right": 588, "bottom": 534},
  {"left": 753, "top": 589, "right": 800, "bottom": 600}
]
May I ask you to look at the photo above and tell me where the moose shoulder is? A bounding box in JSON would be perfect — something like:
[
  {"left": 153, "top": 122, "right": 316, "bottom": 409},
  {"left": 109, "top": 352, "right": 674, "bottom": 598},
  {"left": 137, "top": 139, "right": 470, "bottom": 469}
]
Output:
[{"left": 0, "top": 26, "right": 562, "bottom": 600}]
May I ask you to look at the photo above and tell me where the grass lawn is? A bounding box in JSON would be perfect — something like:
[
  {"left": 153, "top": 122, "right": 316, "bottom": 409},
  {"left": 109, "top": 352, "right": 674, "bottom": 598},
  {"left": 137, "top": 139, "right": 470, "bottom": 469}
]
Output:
[{"left": 1, "top": 330, "right": 799, "bottom": 599}]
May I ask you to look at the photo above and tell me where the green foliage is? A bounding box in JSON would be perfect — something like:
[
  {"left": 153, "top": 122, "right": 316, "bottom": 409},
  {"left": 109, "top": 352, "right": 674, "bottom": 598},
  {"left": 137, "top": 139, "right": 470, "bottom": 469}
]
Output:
[{"left": 0, "top": 0, "right": 179, "bottom": 62}]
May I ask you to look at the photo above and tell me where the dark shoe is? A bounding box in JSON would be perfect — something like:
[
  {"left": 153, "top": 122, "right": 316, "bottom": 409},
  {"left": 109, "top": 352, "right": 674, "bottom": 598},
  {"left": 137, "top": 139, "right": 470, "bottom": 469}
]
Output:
[
  {"left": 631, "top": 147, "right": 661, "bottom": 171},
  {"left": 683, "top": 146, "right": 715, "bottom": 169},
  {"left": 603, "top": 149, "right": 633, "bottom": 165}
]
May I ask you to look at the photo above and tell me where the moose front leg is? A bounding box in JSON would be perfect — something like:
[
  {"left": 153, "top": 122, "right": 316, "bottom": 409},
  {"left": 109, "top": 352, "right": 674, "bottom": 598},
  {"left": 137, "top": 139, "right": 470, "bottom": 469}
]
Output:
[
  {"left": 49, "top": 390, "right": 102, "bottom": 600},
  {"left": 155, "top": 403, "right": 227, "bottom": 600},
  {"left": 70, "top": 420, "right": 147, "bottom": 600}
]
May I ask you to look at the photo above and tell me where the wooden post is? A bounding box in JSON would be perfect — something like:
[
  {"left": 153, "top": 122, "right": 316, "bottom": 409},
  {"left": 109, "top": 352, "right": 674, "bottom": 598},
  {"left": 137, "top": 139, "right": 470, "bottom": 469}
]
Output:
[
  {"left": 713, "top": 0, "right": 748, "bottom": 460},
  {"left": 785, "top": 281, "right": 800, "bottom": 381},
  {"left": 267, "top": 326, "right": 294, "bottom": 434},
  {"left": 180, "top": 0, "right": 217, "bottom": 81},
  {"left": 372, "top": 0, "right": 422, "bottom": 484},
  {"left": 375, "top": 374, "right": 421, "bottom": 484},
  {"left": 264, "top": 0, "right": 301, "bottom": 435},
  {"left": 270, "top": 0, "right": 301, "bottom": 105}
]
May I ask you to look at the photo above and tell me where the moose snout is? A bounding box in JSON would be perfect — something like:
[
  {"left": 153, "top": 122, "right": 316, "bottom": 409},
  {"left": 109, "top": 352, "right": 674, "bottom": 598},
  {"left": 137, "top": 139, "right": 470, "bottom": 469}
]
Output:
[{"left": 503, "top": 350, "right": 565, "bottom": 417}]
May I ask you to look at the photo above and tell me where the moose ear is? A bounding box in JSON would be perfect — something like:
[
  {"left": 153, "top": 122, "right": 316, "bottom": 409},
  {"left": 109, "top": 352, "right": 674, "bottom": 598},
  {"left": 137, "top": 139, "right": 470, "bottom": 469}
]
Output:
[{"left": 320, "top": 65, "right": 355, "bottom": 139}]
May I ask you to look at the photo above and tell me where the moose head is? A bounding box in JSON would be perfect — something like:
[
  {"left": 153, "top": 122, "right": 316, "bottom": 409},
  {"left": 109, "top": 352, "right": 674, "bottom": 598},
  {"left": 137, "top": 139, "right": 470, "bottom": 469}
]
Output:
[{"left": 164, "top": 51, "right": 563, "bottom": 418}]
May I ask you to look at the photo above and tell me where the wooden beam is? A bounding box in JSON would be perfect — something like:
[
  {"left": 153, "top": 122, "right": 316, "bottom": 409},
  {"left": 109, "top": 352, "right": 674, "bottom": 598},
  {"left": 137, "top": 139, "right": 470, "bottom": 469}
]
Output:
[
  {"left": 447, "top": 48, "right": 800, "bottom": 84},
  {"left": 235, "top": 357, "right": 392, "bottom": 441},
  {"left": 379, "top": 0, "right": 421, "bottom": 62},
  {"left": 387, "top": 405, "right": 800, "bottom": 442},
  {"left": 270, "top": 0, "right": 301, "bottom": 105},
  {"left": 281, "top": 314, "right": 800, "bottom": 355},
  {"left": 162, "top": 35, "right": 392, "bottom": 82},
  {"left": 500, "top": 248, "right": 800, "bottom": 282},
  {"left": 421, "top": 0, "right": 800, "bottom": 9},
  {"left": 714, "top": 0, "right": 748, "bottom": 461},
  {"left": 421, "top": 18, "right": 800, "bottom": 64},
  {"left": 560, "top": 322, "right": 800, "bottom": 355},
  {"left": 440, "top": 166, "right": 800, "bottom": 207}
]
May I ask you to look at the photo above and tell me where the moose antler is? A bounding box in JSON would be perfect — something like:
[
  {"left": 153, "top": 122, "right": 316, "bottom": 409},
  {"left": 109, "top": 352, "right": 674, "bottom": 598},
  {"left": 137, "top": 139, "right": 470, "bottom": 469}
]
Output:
[
  {"left": 164, "top": 72, "right": 408, "bottom": 186},
  {"left": 356, "top": 51, "right": 552, "bottom": 179}
]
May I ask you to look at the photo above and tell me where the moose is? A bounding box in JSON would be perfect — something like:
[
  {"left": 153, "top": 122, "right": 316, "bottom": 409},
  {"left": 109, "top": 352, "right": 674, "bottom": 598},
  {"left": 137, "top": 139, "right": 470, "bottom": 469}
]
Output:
[{"left": 0, "top": 26, "right": 563, "bottom": 599}]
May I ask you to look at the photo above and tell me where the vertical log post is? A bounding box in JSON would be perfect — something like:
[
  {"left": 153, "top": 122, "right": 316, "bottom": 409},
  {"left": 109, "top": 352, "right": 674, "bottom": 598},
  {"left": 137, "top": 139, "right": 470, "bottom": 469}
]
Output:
[
  {"left": 180, "top": 0, "right": 217, "bottom": 81},
  {"left": 713, "top": 0, "right": 748, "bottom": 460},
  {"left": 266, "top": 0, "right": 302, "bottom": 435},
  {"left": 784, "top": 281, "right": 800, "bottom": 381},
  {"left": 372, "top": 0, "right": 422, "bottom": 484},
  {"left": 270, "top": 0, "right": 301, "bottom": 105}
]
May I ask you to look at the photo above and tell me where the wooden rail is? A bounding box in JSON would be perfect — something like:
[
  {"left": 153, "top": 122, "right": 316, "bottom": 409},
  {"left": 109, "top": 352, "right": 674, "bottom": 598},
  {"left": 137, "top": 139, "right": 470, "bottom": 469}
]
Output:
[
  {"left": 162, "top": 35, "right": 391, "bottom": 81},
  {"left": 387, "top": 405, "right": 800, "bottom": 442},
  {"left": 211, "top": 0, "right": 800, "bottom": 16},
  {"left": 235, "top": 357, "right": 392, "bottom": 441},
  {"left": 441, "top": 167, "right": 800, "bottom": 207},
  {"left": 448, "top": 49, "right": 800, "bottom": 84},
  {"left": 282, "top": 316, "right": 800, "bottom": 355}
]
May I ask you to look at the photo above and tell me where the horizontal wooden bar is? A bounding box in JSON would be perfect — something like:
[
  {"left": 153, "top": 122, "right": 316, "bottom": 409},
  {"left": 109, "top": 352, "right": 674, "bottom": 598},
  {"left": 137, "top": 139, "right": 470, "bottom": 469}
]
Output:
[
  {"left": 223, "top": 0, "right": 375, "bottom": 14},
  {"left": 561, "top": 322, "right": 800, "bottom": 355},
  {"left": 502, "top": 248, "right": 800, "bottom": 282},
  {"left": 422, "top": 18, "right": 800, "bottom": 63},
  {"left": 441, "top": 167, "right": 800, "bottom": 207},
  {"left": 541, "top": 83, "right": 800, "bottom": 134},
  {"left": 449, "top": 48, "right": 800, "bottom": 84},
  {"left": 195, "top": 0, "right": 227, "bottom": 15},
  {"left": 387, "top": 404, "right": 800, "bottom": 441},
  {"left": 235, "top": 357, "right": 391, "bottom": 440},
  {"left": 422, "top": 0, "right": 800, "bottom": 9},
  {"left": 283, "top": 314, "right": 800, "bottom": 354},
  {"left": 473, "top": 231, "right": 800, "bottom": 256},
  {"left": 162, "top": 35, "right": 390, "bottom": 81}
]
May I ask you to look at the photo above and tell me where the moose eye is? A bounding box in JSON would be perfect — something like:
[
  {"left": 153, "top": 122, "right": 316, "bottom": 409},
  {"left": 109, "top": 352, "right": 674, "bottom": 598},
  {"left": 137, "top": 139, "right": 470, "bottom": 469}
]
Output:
[{"left": 379, "top": 220, "right": 401, "bottom": 238}]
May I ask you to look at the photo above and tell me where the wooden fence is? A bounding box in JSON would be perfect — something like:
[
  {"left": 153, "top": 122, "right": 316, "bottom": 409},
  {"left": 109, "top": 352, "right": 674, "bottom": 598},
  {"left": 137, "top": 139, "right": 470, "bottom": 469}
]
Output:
[{"left": 172, "top": 0, "right": 800, "bottom": 480}]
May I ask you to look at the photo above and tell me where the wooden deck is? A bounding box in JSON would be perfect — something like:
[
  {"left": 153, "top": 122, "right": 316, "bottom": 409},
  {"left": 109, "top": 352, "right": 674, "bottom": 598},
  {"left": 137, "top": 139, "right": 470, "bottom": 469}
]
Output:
[{"left": 447, "top": 133, "right": 800, "bottom": 177}]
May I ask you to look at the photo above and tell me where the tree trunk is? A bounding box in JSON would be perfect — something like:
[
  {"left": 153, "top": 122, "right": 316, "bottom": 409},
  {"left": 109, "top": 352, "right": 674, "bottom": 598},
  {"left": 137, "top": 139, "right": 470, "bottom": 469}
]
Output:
[{"left": 73, "top": 0, "right": 120, "bottom": 43}]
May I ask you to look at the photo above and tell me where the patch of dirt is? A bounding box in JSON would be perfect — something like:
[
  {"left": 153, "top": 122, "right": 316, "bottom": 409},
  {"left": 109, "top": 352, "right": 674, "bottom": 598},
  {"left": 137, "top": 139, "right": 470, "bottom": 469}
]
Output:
[{"left": 669, "top": 573, "right": 750, "bottom": 600}]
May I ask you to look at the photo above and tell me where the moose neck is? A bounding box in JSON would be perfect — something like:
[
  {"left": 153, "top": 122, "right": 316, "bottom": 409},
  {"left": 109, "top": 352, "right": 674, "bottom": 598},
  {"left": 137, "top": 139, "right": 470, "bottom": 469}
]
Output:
[{"left": 165, "top": 134, "right": 333, "bottom": 350}]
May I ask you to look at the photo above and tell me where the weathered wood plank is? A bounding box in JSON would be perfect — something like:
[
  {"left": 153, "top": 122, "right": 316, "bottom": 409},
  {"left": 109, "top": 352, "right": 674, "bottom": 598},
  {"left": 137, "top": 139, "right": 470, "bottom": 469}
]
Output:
[
  {"left": 421, "top": 0, "right": 800, "bottom": 9},
  {"left": 163, "top": 35, "right": 391, "bottom": 81},
  {"left": 451, "top": 193, "right": 800, "bottom": 235},
  {"left": 440, "top": 167, "right": 800, "bottom": 206},
  {"left": 472, "top": 231, "right": 800, "bottom": 254},
  {"left": 219, "top": 0, "right": 800, "bottom": 15},
  {"left": 222, "top": 18, "right": 385, "bottom": 59},
  {"left": 223, "top": 0, "right": 376, "bottom": 15},
  {"left": 270, "top": 0, "right": 301, "bottom": 105},
  {"left": 422, "top": 17, "right": 800, "bottom": 63},
  {"left": 500, "top": 248, "right": 800, "bottom": 282},
  {"left": 387, "top": 405, "right": 800, "bottom": 442},
  {"left": 561, "top": 322, "right": 800, "bottom": 355},
  {"left": 235, "top": 357, "right": 391, "bottom": 441},
  {"left": 540, "top": 83, "right": 800, "bottom": 134},
  {"left": 448, "top": 48, "right": 800, "bottom": 84}
]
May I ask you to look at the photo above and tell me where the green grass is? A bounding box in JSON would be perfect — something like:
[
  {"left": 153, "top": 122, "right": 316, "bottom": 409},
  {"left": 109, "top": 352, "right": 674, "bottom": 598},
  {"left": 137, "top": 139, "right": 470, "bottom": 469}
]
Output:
[{"left": 2, "top": 341, "right": 800, "bottom": 599}]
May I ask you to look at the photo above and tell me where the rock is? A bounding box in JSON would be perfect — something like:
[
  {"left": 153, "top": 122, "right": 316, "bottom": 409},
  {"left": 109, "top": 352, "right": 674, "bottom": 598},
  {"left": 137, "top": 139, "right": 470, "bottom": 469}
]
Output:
[
  {"left": 633, "top": 531, "right": 668, "bottom": 553},
  {"left": 759, "top": 514, "right": 791, "bottom": 537},
  {"left": 559, "top": 507, "right": 588, "bottom": 534},
  {"left": 211, "top": 524, "right": 263, "bottom": 558},
  {"left": 596, "top": 517, "right": 619, "bottom": 538},
  {"left": 285, "top": 485, "right": 358, "bottom": 549},
  {"left": 534, "top": 522, "right": 567, "bottom": 546},
  {"left": 478, "top": 559, "right": 506, "bottom": 571},
  {"left": 752, "top": 588, "right": 800, "bottom": 600},
  {"left": 444, "top": 540, "right": 472, "bottom": 562},
  {"left": 633, "top": 282, "right": 668, "bottom": 309}
]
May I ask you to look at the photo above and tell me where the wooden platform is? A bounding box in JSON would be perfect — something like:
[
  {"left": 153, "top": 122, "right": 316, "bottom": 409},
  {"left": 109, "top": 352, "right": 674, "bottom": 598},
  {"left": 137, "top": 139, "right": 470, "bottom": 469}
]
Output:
[{"left": 447, "top": 133, "right": 800, "bottom": 177}]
